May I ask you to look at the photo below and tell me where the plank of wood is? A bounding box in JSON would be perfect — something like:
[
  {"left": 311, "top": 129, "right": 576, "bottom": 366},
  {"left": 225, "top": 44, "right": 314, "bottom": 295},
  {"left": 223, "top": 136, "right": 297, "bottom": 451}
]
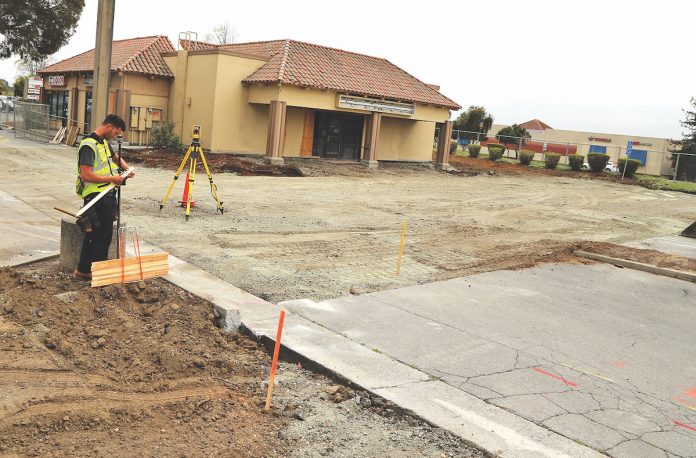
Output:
[
  {"left": 91, "top": 260, "right": 169, "bottom": 278},
  {"left": 91, "top": 268, "right": 169, "bottom": 286},
  {"left": 91, "top": 268, "right": 169, "bottom": 287},
  {"left": 573, "top": 250, "right": 696, "bottom": 284},
  {"left": 91, "top": 252, "right": 168, "bottom": 272}
]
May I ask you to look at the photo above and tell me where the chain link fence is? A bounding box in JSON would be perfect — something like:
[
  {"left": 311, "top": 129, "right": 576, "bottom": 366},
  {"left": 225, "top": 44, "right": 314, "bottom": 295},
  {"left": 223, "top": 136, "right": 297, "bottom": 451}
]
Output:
[
  {"left": 0, "top": 101, "right": 88, "bottom": 144},
  {"left": 435, "top": 126, "right": 694, "bottom": 182}
]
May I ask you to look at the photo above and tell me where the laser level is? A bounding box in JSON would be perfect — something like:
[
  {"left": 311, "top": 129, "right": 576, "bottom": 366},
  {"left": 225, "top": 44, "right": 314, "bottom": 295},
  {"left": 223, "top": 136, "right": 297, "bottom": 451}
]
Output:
[{"left": 159, "top": 125, "right": 224, "bottom": 220}]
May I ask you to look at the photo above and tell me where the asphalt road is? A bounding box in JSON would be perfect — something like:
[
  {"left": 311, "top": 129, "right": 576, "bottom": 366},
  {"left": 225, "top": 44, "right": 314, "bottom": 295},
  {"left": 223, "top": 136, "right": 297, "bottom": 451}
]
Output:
[{"left": 283, "top": 262, "right": 696, "bottom": 457}]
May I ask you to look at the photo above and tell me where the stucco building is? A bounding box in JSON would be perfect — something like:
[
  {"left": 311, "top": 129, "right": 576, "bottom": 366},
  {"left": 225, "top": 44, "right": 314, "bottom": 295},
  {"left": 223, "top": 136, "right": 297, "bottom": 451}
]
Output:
[{"left": 38, "top": 36, "right": 460, "bottom": 167}]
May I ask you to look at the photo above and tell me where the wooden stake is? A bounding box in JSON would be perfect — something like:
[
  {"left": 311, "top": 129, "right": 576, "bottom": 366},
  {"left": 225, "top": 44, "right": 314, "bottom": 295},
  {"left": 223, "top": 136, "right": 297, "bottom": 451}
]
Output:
[
  {"left": 396, "top": 221, "right": 407, "bottom": 276},
  {"left": 264, "top": 309, "right": 286, "bottom": 412}
]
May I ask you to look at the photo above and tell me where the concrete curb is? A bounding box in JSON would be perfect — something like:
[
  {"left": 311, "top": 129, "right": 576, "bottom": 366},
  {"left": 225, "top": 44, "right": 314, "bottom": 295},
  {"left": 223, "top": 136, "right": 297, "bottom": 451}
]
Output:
[
  {"left": 1, "top": 251, "right": 60, "bottom": 268},
  {"left": 574, "top": 249, "right": 696, "bottom": 283}
]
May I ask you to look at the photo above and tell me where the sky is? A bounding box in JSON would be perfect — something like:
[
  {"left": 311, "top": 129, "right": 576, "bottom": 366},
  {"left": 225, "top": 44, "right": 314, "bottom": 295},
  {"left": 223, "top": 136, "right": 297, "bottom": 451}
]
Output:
[{"left": 0, "top": 0, "right": 693, "bottom": 139}]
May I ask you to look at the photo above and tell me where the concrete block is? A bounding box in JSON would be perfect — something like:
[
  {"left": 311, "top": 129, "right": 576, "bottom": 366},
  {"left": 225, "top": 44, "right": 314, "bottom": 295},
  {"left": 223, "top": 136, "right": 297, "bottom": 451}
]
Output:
[
  {"left": 361, "top": 160, "right": 378, "bottom": 170},
  {"left": 59, "top": 217, "right": 118, "bottom": 270},
  {"left": 265, "top": 156, "right": 285, "bottom": 166},
  {"left": 434, "top": 162, "right": 451, "bottom": 171}
]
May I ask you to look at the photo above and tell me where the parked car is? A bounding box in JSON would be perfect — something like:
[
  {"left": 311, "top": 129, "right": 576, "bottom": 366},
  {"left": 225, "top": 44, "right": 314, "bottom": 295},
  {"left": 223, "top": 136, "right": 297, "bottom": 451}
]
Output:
[{"left": 580, "top": 160, "right": 619, "bottom": 172}]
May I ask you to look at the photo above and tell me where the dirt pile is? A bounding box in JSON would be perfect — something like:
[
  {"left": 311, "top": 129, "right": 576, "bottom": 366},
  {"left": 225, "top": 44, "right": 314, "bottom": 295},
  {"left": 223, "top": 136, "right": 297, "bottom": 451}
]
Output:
[
  {"left": 576, "top": 241, "right": 696, "bottom": 272},
  {"left": 125, "top": 148, "right": 303, "bottom": 177},
  {"left": 0, "top": 261, "right": 485, "bottom": 457}
]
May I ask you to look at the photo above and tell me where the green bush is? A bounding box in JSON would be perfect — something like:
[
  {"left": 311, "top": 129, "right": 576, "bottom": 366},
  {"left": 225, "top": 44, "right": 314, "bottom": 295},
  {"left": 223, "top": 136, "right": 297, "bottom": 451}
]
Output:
[
  {"left": 519, "top": 149, "right": 535, "bottom": 165},
  {"left": 587, "top": 153, "right": 610, "bottom": 172},
  {"left": 487, "top": 143, "right": 505, "bottom": 161},
  {"left": 449, "top": 140, "right": 458, "bottom": 154},
  {"left": 618, "top": 158, "right": 641, "bottom": 178},
  {"left": 151, "top": 120, "right": 183, "bottom": 151},
  {"left": 568, "top": 154, "right": 584, "bottom": 171},
  {"left": 468, "top": 144, "right": 481, "bottom": 158},
  {"left": 544, "top": 153, "right": 561, "bottom": 169}
]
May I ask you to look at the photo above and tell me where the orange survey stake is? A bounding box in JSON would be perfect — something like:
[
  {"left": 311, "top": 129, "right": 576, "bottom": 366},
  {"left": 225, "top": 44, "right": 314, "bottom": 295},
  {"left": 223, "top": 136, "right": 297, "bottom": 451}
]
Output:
[{"left": 264, "top": 309, "right": 286, "bottom": 411}]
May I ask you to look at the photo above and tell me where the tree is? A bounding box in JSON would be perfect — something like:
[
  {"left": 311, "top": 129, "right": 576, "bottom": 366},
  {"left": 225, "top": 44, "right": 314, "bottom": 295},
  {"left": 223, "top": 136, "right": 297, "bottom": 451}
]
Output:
[
  {"left": 15, "top": 56, "right": 55, "bottom": 76},
  {"left": 14, "top": 76, "right": 26, "bottom": 97},
  {"left": 205, "top": 21, "right": 237, "bottom": 45},
  {"left": 0, "top": 0, "right": 85, "bottom": 60},
  {"left": 670, "top": 97, "right": 696, "bottom": 181},
  {"left": 0, "top": 79, "right": 9, "bottom": 95},
  {"left": 496, "top": 124, "right": 531, "bottom": 159},
  {"left": 452, "top": 106, "right": 494, "bottom": 142}
]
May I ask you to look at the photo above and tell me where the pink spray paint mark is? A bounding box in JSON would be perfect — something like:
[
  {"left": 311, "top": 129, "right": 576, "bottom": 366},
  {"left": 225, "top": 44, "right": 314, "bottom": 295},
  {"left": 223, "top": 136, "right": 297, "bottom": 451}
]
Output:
[{"left": 532, "top": 367, "right": 578, "bottom": 388}]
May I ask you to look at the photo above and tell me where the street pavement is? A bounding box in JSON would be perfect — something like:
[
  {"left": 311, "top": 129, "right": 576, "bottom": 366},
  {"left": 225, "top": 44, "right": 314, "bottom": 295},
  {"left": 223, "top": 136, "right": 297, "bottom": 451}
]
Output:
[{"left": 281, "top": 261, "right": 696, "bottom": 457}]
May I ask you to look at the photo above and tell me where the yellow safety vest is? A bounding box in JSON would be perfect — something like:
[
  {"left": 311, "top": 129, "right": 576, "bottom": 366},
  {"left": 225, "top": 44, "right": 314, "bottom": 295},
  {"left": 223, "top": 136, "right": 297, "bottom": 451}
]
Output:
[{"left": 75, "top": 137, "right": 115, "bottom": 198}]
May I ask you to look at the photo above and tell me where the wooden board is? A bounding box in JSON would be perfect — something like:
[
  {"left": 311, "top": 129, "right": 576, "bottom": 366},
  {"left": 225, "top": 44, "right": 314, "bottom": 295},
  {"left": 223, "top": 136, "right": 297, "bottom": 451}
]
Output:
[
  {"left": 64, "top": 126, "right": 80, "bottom": 146},
  {"left": 91, "top": 252, "right": 168, "bottom": 271},
  {"left": 91, "top": 268, "right": 169, "bottom": 287},
  {"left": 91, "top": 252, "right": 169, "bottom": 287}
]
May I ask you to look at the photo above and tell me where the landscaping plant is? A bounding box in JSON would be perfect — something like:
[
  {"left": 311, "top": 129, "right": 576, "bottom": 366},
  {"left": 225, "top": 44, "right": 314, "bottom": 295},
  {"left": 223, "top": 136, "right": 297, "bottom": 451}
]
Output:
[
  {"left": 618, "top": 158, "right": 641, "bottom": 178},
  {"left": 587, "top": 153, "right": 610, "bottom": 172},
  {"left": 544, "top": 153, "right": 561, "bottom": 169},
  {"left": 449, "top": 140, "right": 458, "bottom": 154},
  {"left": 487, "top": 143, "right": 505, "bottom": 161},
  {"left": 468, "top": 144, "right": 481, "bottom": 158},
  {"left": 518, "top": 150, "right": 535, "bottom": 165},
  {"left": 568, "top": 154, "right": 584, "bottom": 171}
]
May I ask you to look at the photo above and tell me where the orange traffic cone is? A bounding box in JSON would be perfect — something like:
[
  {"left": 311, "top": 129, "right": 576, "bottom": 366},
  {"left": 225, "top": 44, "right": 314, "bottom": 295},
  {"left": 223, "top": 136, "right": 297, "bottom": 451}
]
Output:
[{"left": 178, "top": 173, "right": 196, "bottom": 208}]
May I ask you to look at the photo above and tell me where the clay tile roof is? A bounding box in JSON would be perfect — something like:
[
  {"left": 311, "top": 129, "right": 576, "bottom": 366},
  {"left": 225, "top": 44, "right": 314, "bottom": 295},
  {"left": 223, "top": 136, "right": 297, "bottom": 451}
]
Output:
[
  {"left": 220, "top": 39, "right": 460, "bottom": 110},
  {"left": 519, "top": 119, "right": 553, "bottom": 130},
  {"left": 179, "top": 39, "right": 218, "bottom": 51},
  {"left": 38, "top": 36, "right": 176, "bottom": 78}
]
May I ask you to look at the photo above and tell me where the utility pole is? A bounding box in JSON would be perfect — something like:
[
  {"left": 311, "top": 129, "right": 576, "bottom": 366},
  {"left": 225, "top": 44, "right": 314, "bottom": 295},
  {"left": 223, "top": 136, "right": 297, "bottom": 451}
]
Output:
[{"left": 92, "top": 0, "right": 115, "bottom": 126}]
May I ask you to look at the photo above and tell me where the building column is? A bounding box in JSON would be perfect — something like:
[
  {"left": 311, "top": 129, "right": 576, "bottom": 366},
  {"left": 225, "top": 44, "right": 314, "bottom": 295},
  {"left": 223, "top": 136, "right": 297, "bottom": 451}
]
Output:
[
  {"left": 435, "top": 120, "right": 453, "bottom": 170},
  {"left": 265, "top": 100, "right": 287, "bottom": 165},
  {"left": 362, "top": 112, "right": 381, "bottom": 169}
]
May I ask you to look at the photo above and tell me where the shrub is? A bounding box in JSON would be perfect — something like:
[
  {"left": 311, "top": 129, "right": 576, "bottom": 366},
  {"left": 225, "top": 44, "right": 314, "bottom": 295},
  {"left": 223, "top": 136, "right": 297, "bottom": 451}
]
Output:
[
  {"left": 618, "top": 158, "right": 641, "bottom": 178},
  {"left": 587, "top": 153, "right": 610, "bottom": 172},
  {"left": 468, "top": 144, "right": 481, "bottom": 158},
  {"left": 568, "top": 154, "right": 584, "bottom": 171},
  {"left": 519, "top": 149, "right": 535, "bottom": 166},
  {"left": 487, "top": 143, "right": 505, "bottom": 161},
  {"left": 151, "top": 120, "right": 183, "bottom": 151},
  {"left": 449, "top": 140, "right": 458, "bottom": 154},
  {"left": 544, "top": 153, "right": 561, "bottom": 169}
]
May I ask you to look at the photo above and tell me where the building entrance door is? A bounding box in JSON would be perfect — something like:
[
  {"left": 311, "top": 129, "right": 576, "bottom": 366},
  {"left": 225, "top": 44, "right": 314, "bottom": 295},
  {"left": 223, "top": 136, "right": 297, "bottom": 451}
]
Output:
[{"left": 312, "top": 111, "right": 363, "bottom": 160}]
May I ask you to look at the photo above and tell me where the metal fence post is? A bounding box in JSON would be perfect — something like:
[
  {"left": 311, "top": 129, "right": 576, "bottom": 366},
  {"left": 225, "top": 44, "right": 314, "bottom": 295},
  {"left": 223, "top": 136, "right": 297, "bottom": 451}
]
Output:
[{"left": 673, "top": 153, "right": 681, "bottom": 181}]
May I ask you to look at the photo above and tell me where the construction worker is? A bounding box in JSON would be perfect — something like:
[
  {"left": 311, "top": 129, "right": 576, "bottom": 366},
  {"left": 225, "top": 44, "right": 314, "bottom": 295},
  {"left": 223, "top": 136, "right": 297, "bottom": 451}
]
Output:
[{"left": 74, "top": 114, "right": 135, "bottom": 279}]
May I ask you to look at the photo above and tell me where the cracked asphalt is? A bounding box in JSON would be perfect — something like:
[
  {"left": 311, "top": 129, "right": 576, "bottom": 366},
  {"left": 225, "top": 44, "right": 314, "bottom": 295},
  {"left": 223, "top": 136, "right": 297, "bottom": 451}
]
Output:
[{"left": 283, "top": 263, "right": 696, "bottom": 457}]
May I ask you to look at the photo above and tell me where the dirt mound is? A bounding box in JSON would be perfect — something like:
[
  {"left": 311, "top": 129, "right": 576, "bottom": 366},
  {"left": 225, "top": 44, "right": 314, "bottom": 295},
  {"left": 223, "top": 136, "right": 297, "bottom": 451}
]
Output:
[
  {"left": 125, "top": 148, "right": 303, "bottom": 177},
  {"left": 0, "top": 262, "right": 285, "bottom": 456},
  {"left": 0, "top": 262, "right": 485, "bottom": 457},
  {"left": 576, "top": 241, "right": 696, "bottom": 272}
]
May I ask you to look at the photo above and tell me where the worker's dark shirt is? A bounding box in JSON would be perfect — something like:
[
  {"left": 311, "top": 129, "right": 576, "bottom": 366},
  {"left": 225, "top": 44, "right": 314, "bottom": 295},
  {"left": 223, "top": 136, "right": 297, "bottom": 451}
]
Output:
[{"left": 78, "top": 132, "right": 116, "bottom": 168}]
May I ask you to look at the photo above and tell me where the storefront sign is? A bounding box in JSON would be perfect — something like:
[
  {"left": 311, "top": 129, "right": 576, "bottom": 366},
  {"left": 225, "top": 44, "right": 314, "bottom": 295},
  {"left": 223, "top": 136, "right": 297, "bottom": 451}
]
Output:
[
  {"left": 48, "top": 75, "right": 65, "bottom": 86},
  {"left": 588, "top": 136, "right": 611, "bottom": 143},
  {"left": 337, "top": 95, "right": 415, "bottom": 116},
  {"left": 631, "top": 141, "right": 652, "bottom": 146},
  {"left": 27, "top": 77, "right": 43, "bottom": 100}
]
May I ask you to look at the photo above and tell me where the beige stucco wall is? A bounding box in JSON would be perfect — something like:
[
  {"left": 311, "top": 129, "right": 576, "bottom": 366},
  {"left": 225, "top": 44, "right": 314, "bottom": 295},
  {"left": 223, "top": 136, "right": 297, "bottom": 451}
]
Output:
[
  {"left": 377, "top": 117, "right": 436, "bottom": 161},
  {"left": 248, "top": 84, "right": 450, "bottom": 123},
  {"left": 210, "top": 54, "right": 270, "bottom": 153},
  {"left": 283, "top": 107, "right": 306, "bottom": 157},
  {"left": 490, "top": 124, "right": 673, "bottom": 176}
]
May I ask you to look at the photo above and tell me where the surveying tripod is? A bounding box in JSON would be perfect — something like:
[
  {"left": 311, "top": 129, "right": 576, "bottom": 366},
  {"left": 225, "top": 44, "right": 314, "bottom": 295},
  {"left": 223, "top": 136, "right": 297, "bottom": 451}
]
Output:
[{"left": 159, "top": 125, "right": 224, "bottom": 220}]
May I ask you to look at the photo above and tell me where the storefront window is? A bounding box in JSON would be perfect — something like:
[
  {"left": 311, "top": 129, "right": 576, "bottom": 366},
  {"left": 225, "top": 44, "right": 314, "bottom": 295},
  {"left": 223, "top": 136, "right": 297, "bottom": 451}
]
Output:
[
  {"left": 43, "top": 91, "right": 69, "bottom": 126},
  {"left": 85, "top": 91, "right": 92, "bottom": 133}
]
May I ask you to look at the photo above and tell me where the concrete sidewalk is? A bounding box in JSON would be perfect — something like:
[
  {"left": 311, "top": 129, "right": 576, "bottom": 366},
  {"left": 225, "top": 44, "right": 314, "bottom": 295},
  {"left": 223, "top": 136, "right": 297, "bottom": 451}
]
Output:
[{"left": 624, "top": 234, "right": 696, "bottom": 259}]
